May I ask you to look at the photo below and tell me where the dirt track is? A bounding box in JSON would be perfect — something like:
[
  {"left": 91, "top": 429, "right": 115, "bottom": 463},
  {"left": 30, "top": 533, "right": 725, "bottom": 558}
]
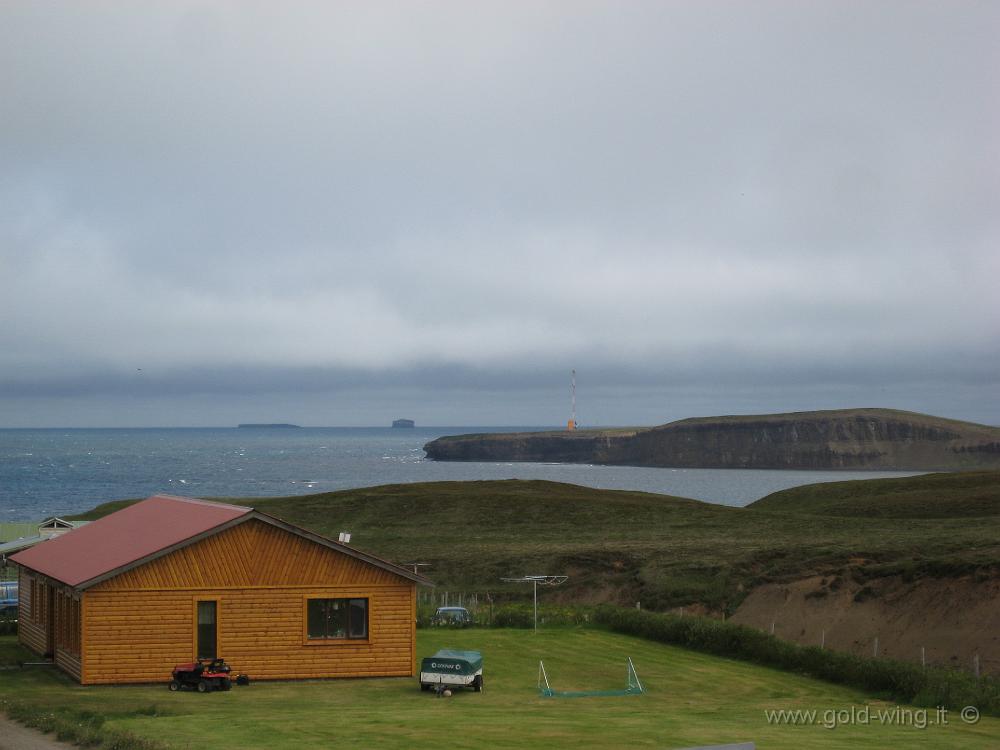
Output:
[{"left": 0, "top": 716, "right": 73, "bottom": 750}]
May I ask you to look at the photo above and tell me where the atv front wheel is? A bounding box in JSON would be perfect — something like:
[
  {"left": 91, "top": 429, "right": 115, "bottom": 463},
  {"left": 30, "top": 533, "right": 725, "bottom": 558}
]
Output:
[{"left": 221, "top": 678, "right": 232, "bottom": 691}]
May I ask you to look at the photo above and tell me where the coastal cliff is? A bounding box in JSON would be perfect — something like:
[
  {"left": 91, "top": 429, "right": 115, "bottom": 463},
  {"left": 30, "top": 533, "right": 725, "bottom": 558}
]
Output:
[{"left": 424, "top": 408, "right": 1000, "bottom": 471}]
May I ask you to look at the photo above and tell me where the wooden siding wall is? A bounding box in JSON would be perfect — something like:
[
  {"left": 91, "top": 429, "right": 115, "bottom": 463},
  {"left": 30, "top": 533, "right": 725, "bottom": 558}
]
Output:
[
  {"left": 83, "top": 519, "right": 416, "bottom": 685},
  {"left": 17, "top": 567, "right": 83, "bottom": 681},
  {"left": 53, "top": 591, "right": 82, "bottom": 681},
  {"left": 17, "top": 568, "right": 47, "bottom": 656}
]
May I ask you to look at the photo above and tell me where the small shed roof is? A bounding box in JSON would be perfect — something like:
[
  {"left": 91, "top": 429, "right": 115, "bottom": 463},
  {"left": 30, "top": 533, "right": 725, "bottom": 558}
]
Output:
[
  {"left": 0, "top": 535, "right": 47, "bottom": 556},
  {"left": 10, "top": 495, "right": 251, "bottom": 588}
]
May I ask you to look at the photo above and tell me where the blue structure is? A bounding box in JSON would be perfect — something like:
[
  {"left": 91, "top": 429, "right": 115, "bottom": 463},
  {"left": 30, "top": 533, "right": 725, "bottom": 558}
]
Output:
[{"left": 0, "top": 581, "right": 17, "bottom": 617}]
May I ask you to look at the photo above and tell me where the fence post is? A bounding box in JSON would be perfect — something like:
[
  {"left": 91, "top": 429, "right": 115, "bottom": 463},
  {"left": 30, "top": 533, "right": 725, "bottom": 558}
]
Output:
[
  {"left": 636, "top": 602, "right": 641, "bottom": 610},
  {"left": 821, "top": 629, "right": 825, "bottom": 649},
  {"left": 873, "top": 636, "right": 879, "bottom": 658},
  {"left": 921, "top": 646, "right": 925, "bottom": 668},
  {"left": 770, "top": 621, "right": 775, "bottom": 635}
]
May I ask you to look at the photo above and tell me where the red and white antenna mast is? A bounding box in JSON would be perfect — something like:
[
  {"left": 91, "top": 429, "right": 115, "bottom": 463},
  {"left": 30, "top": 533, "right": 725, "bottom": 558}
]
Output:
[{"left": 567, "top": 369, "right": 577, "bottom": 431}]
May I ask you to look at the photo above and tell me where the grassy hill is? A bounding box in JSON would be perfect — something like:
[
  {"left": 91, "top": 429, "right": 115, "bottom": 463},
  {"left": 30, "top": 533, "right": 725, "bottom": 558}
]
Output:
[
  {"left": 749, "top": 471, "right": 1000, "bottom": 518},
  {"left": 72, "top": 474, "right": 1000, "bottom": 613}
]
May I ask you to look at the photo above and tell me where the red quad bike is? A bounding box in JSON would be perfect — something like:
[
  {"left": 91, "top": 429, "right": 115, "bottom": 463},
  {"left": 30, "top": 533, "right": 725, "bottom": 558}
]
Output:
[{"left": 169, "top": 658, "right": 248, "bottom": 693}]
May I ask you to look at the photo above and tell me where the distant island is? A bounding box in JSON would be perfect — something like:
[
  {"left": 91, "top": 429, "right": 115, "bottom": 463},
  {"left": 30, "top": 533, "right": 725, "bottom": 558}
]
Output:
[
  {"left": 392, "top": 419, "right": 415, "bottom": 428},
  {"left": 237, "top": 423, "right": 302, "bottom": 429},
  {"left": 424, "top": 408, "right": 1000, "bottom": 471}
]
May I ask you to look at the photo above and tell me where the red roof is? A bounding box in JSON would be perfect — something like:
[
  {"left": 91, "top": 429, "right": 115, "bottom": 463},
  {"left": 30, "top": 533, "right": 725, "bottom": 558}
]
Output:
[{"left": 10, "top": 495, "right": 252, "bottom": 588}]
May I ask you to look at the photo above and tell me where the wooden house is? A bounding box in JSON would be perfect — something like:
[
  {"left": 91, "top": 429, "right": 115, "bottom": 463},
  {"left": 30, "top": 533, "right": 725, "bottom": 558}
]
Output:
[{"left": 10, "top": 495, "right": 429, "bottom": 685}]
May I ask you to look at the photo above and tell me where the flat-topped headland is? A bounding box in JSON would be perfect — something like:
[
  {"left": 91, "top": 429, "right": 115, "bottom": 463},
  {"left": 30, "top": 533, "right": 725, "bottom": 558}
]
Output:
[{"left": 424, "top": 408, "right": 1000, "bottom": 471}]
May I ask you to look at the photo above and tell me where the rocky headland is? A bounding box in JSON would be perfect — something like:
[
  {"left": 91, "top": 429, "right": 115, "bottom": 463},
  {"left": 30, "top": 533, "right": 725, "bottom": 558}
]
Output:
[{"left": 424, "top": 408, "right": 1000, "bottom": 471}]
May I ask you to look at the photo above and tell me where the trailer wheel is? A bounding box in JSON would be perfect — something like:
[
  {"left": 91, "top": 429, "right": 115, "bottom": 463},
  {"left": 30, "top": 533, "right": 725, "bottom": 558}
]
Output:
[
  {"left": 168, "top": 680, "right": 181, "bottom": 692},
  {"left": 197, "top": 679, "right": 210, "bottom": 693},
  {"left": 473, "top": 675, "right": 483, "bottom": 693}
]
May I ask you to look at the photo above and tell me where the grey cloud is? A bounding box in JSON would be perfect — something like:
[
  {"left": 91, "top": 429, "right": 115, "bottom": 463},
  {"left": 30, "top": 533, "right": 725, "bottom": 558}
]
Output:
[{"left": 1, "top": 1, "right": 997, "bottom": 426}]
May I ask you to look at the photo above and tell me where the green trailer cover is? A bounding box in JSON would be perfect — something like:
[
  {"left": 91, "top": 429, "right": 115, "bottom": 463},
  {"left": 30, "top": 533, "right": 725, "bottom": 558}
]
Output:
[{"left": 421, "top": 649, "right": 483, "bottom": 676}]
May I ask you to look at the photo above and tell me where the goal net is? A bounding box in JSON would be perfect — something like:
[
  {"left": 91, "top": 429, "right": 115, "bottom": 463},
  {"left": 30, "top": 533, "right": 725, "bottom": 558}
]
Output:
[{"left": 537, "top": 657, "right": 644, "bottom": 698}]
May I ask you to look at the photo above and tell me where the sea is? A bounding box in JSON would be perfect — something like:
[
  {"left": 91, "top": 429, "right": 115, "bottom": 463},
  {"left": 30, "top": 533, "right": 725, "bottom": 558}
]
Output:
[{"left": 0, "top": 427, "right": 920, "bottom": 521}]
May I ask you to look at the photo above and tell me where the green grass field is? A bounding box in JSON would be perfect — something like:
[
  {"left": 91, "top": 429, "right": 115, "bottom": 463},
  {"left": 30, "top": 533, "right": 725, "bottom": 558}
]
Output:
[{"left": 1, "top": 629, "right": 997, "bottom": 749}]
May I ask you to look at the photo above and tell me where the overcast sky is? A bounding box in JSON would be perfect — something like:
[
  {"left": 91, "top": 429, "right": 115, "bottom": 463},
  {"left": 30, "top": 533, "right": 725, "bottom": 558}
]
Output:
[{"left": 1, "top": 1, "right": 997, "bottom": 427}]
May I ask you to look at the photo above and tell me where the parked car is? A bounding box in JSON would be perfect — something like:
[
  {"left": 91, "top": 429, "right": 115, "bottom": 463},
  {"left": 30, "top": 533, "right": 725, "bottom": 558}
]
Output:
[{"left": 432, "top": 606, "right": 472, "bottom": 627}]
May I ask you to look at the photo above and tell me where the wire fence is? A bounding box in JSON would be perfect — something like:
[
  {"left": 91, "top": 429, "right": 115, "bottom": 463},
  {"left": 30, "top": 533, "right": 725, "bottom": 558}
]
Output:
[{"left": 752, "top": 616, "right": 1000, "bottom": 678}]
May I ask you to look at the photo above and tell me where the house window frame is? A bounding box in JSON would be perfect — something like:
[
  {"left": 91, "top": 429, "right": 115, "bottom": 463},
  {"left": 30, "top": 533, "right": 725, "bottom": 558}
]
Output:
[
  {"left": 302, "top": 596, "right": 370, "bottom": 646},
  {"left": 28, "top": 577, "right": 37, "bottom": 622},
  {"left": 192, "top": 598, "right": 219, "bottom": 660}
]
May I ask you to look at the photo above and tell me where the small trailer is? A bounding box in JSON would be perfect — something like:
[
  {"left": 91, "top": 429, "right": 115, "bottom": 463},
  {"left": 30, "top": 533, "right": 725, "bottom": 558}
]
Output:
[{"left": 419, "top": 649, "right": 483, "bottom": 693}]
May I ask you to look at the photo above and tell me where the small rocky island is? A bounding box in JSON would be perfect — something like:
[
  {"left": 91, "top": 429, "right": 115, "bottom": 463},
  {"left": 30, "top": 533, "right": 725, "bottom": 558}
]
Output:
[
  {"left": 424, "top": 408, "right": 1000, "bottom": 471},
  {"left": 392, "top": 419, "right": 415, "bottom": 428}
]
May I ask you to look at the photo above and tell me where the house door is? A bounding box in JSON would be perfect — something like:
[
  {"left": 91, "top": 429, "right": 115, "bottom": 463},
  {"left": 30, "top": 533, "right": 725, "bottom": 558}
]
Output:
[{"left": 196, "top": 601, "right": 217, "bottom": 660}]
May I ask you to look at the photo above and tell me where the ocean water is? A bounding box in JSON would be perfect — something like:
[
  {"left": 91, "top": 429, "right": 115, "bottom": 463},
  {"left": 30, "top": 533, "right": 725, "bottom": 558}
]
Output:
[{"left": 0, "top": 427, "right": 920, "bottom": 521}]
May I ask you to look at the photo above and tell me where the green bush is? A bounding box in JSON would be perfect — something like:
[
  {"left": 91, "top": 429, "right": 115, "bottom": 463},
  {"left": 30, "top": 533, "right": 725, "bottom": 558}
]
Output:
[
  {"left": 593, "top": 606, "right": 1000, "bottom": 715},
  {"left": 490, "top": 604, "right": 592, "bottom": 628}
]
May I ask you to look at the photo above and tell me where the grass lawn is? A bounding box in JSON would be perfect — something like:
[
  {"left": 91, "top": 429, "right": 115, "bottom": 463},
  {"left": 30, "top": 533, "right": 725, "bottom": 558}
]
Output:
[{"left": 2, "top": 629, "right": 997, "bottom": 749}]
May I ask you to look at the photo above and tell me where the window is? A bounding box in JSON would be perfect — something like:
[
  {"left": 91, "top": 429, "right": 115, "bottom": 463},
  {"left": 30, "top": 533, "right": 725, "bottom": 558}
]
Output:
[
  {"left": 196, "top": 601, "right": 217, "bottom": 659},
  {"left": 65, "top": 596, "right": 80, "bottom": 657},
  {"left": 32, "top": 580, "right": 46, "bottom": 625},
  {"left": 307, "top": 598, "right": 368, "bottom": 640}
]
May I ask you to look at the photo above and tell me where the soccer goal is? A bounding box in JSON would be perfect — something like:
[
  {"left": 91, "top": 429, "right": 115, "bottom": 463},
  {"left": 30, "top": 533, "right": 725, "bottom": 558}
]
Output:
[{"left": 537, "top": 657, "right": 644, "bottom": 698}]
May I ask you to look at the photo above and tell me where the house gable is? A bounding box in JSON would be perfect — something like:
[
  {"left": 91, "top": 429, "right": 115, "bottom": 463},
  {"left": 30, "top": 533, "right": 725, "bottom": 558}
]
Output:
[{"left": 89, "top": 517, "right": 411, "bottom": 591}]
